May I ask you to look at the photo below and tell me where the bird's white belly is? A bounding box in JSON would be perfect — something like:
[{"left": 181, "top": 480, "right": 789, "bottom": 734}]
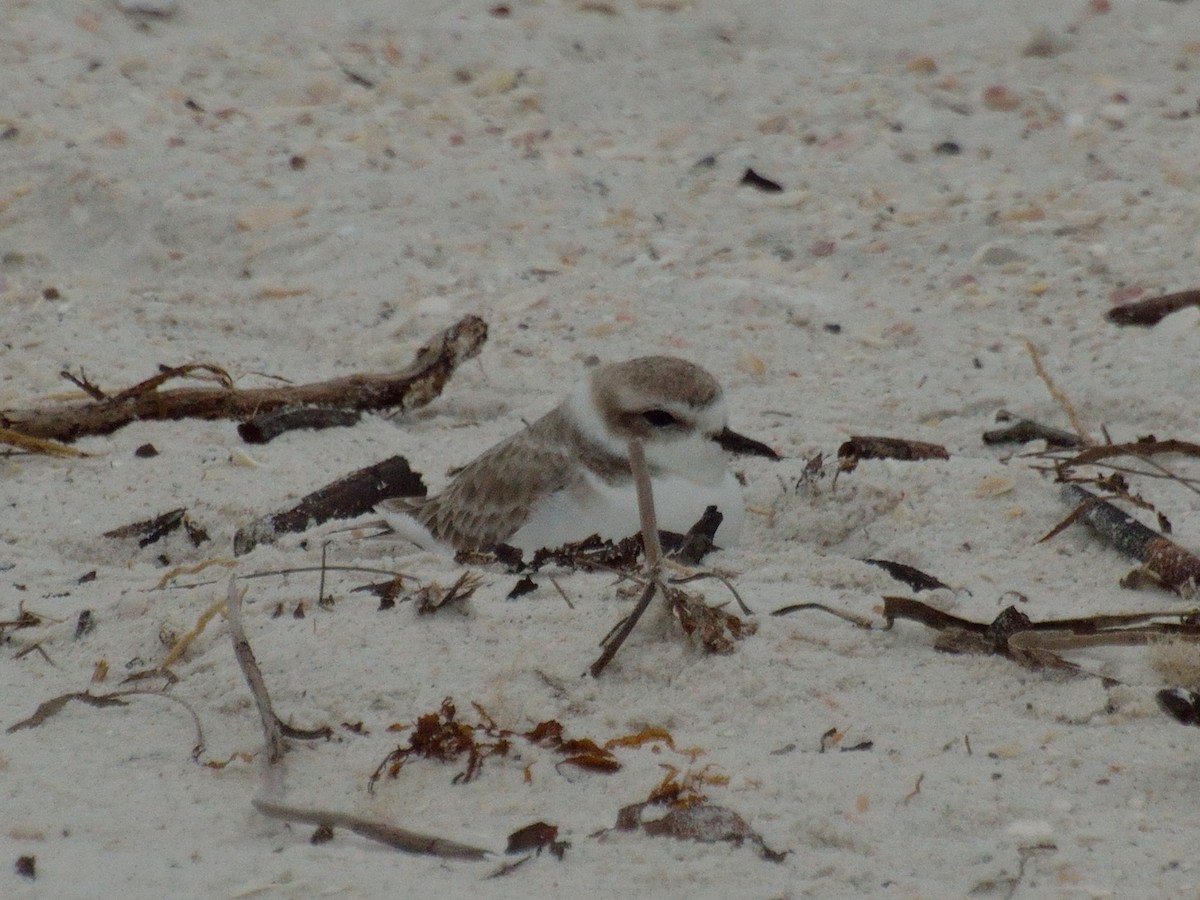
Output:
[{"left": 508, "top": 471, "right": 743, "bottom": 552}]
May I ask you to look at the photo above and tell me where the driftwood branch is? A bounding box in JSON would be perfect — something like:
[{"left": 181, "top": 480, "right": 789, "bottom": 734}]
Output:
[{"left": 1, "top": 315, "right": 488, "bottom": 443}]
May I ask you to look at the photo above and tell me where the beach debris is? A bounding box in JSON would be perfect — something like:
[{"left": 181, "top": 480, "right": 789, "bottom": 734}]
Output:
[
  {"left": 233, "top": 455, "right": 424, "bottom": 555},
  {"left": 1051, "top": 484, "right": 1200, "bottom": 596},
  {"left": 1107, "top": 288, "right": 1200, "bottom": 327},
  {"left": 836, "top": 435, "right": 949, "bottom": 474}
]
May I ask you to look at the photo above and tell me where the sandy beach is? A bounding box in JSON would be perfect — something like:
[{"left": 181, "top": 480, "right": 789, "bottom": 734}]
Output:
[{"left": 4, "top": 1, "right": 1200, "bottom": 896}]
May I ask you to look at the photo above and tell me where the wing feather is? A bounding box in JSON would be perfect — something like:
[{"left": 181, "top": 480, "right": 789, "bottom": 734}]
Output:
[{"left": 411, "top": 409, "right": 579, "bottom": 550}]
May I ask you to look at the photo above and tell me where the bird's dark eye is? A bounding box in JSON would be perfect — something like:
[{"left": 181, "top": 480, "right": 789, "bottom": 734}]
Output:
[{"left": 642, "top": 409, "right": 678, "bottom": 428}]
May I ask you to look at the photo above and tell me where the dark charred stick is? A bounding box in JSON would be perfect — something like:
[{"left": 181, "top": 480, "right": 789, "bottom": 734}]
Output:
[
  {"left": 982, "top": 417, "right": 1083, "bottom": 448},
  {"left": 238, "top": 408, "right": 362, "bottom": 444},
  {"left": 1061, "top": 485, "right": 1200, "bottom": 594},
  {"left": 234, "top": 455, "right": 425, "bottom": 555}
]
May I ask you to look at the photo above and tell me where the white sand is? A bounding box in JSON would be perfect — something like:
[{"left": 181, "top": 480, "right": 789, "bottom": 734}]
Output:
[{"left": 4, "top": 0, "right": 1200, "bottom": 896}]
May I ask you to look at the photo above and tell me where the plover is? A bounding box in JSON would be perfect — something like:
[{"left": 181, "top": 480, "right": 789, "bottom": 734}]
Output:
[{"left": 379, "top": 355, "right": 776, "bottom": 553}]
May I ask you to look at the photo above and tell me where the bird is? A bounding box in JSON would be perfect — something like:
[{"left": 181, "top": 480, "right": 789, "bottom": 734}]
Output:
[{"left": 378, "top": 355, "right": 777, "bottom": 553}]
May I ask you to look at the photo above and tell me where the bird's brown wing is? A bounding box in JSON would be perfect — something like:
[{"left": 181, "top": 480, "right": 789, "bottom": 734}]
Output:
[{"left": 408, "top": 409, "right": 581, "bottom": 550}]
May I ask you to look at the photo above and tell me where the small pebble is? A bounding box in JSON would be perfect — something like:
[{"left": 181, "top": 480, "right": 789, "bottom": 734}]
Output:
[
  {"left": 982, "top": 85, "right": 1021, "bottom": 112},
  {"left": 116, "top": 0, "right": 179, "bottom": 15}
]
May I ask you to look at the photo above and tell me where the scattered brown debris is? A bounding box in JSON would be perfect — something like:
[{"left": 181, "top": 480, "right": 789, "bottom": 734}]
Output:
[
  {"left": 526, "top": 718, "right": 620, "bottom": 773},
  {"left": 669, "top": 587, "right": 757, "bottom": 654},
  {"left": 1107, "top": 288, "right": 1200, "bottom": 327},
  {"left": 883, "top": 595, "right": 1200, "bottom": 672},
  {"left": 0, "top": 314, "right": 487, "bottom": 443},
  {"left": 234, "top": 455, "right": 425, "bottom": 555},
  {"left": 523, "top": 534, "right": 643, "bottom": 573},
  {"left": 506, "top": 575, "right": 538, "bottom": 600},
  {"left": 504, "top": 821, "right": 568, "bottom": 859},
  {"left": 611, "top": 767, "right": 785, "bottom": 862},
  {"left": 104, "top": 507, "right": 209, "bottom": 549},
  {"left": 413, "top": 572, "right": 483, "bottom": 614},
  {"left": 860, "top": 558, "right": 951, "bottom": 592},
  {"left": 73, "top": 609, "right": 95, "bottom": 639},
  {"left": 0, "top": 606, "right": 42, "bottom": 632},
  {"left": 355, "top": 573, "right": 413, "bottom": 610},
  {"left": 370, "top": 699, "right": 513, "bottom": 789},
  {"left": 1055, "top": 437, "right": 1200, "bottom": 469},
  {"left": 982, "top": 411, "right": 1083, "bottom": 448},
  {"left": 837, "top": 435, "right": 949, "bottom": 474},
  {"left": 371, "top": 703, "right": 712, "bottom": 800},
  {"left": 353, "top": 571, "right": 479, "bottom": 613}
]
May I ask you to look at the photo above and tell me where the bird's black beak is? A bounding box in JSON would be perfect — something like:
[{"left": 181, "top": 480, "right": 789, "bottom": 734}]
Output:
[{"left": 714, "top": 426, "right": 780, "bottom": 460}]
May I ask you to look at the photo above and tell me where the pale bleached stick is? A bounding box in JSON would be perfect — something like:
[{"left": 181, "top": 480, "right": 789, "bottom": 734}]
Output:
[
  {"left": 251, "top": 798, "right": 489, "bottom": 860},
  {"left": 226, "top": 577, "right": 286, "bottom": 765},
  {"left": 589, "top": 438, "right": 664, "bottom": 677}
]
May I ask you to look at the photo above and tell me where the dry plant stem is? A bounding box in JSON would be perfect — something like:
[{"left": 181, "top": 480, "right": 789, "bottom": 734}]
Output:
[
  {"left": 1, "top": 314, "right": 487, "bottom": 442},
  {"left": 631, "top": 438, "right": 664, "bottom": 570},
  {"left": 589, "top": 439, "right": 664, "bottom": 678},
  {"left": 1062, "top": 485, "right": 1200, "bottom": 594},
  {"left": 251, "top": 798, "right": 489, "bottom": 860},
  {"left": 0, "top": 426, "right": 87, "bottom": 457},
  {"left": 226, "top": 577, "right": 286, "bottom": 765},
  {"left": 1023, "top": 339, "right": 1092, "bottom": 444}
]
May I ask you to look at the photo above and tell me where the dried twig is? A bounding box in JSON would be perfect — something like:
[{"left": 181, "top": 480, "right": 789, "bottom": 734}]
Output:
[
  {"left": 1023, "top": 339, "right": 1092, "bottom": 444},
  {"left": 2, "top": 315, "right": 487, "bottom": 442},
  {"left": 0, "top": 426, "right": 88, "bottom": 457},
  {"left": 882, "top": 594, "right": 1200, "bottom": 672},
  {"left": 226, "top": 577, "right": 287, "bottom": 764},
  {"left": 6, "top": 689, "right": 205, "bottom": 758},
  {"left": 251, "top": 798, "right": 490, "bottom": 860}
]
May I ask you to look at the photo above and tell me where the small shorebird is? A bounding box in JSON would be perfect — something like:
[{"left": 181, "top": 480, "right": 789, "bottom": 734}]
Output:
[{"left": 379, "top": 355, "right": 777, "bottom": 553}]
